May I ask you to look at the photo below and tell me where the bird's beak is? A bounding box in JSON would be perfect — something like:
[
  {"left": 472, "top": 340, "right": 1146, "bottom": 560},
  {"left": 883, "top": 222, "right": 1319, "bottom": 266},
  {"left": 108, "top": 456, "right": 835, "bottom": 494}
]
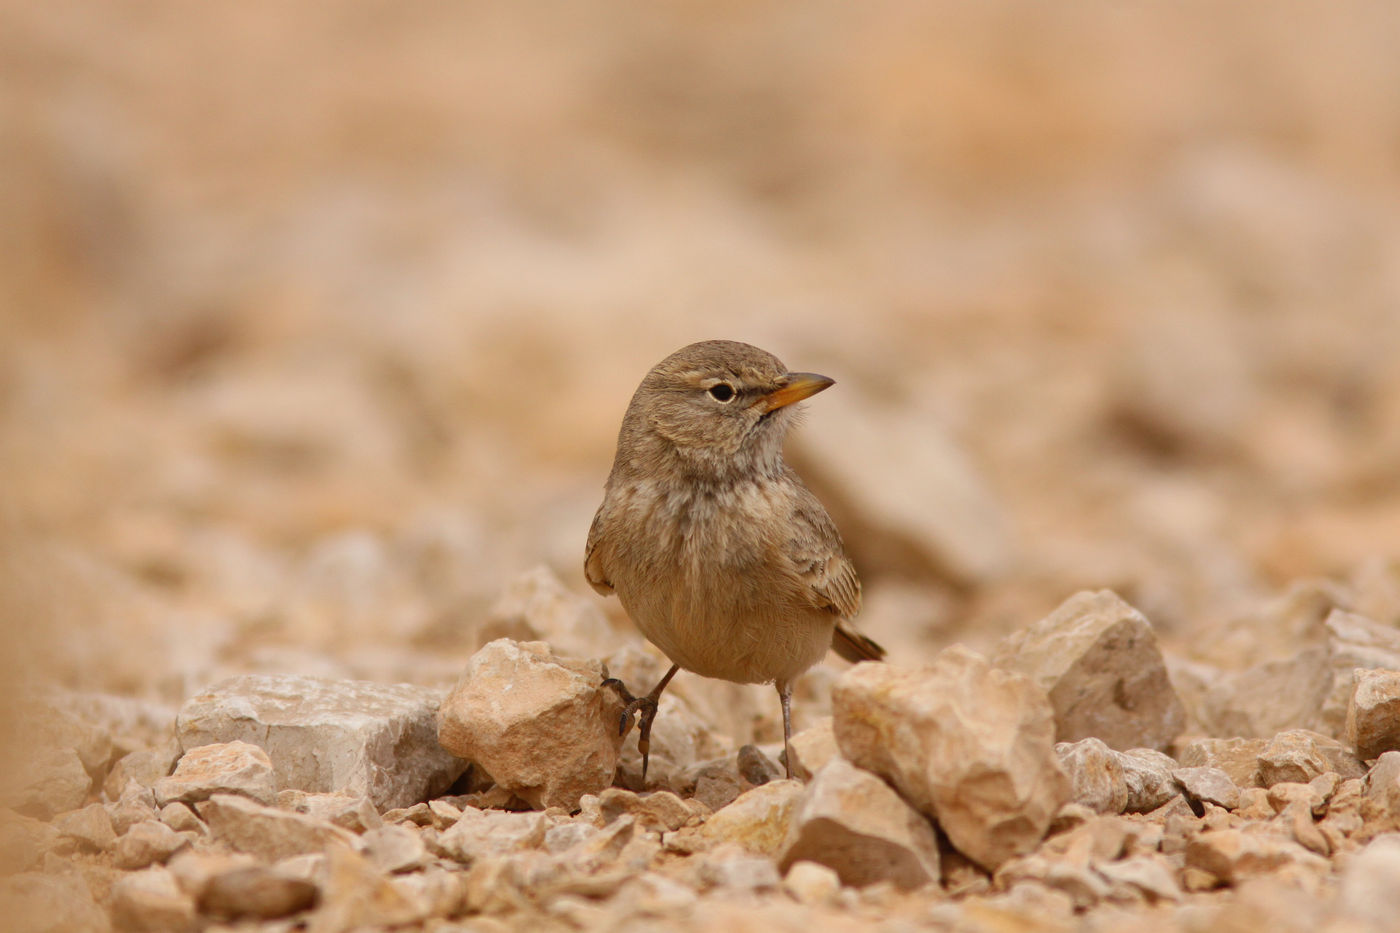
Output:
[{"left": 761, "top": 372, "right": 835, "bottom": 412}]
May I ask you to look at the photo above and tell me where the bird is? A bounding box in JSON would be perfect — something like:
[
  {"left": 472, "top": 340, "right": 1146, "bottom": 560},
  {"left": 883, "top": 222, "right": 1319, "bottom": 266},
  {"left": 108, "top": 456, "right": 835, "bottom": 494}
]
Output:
[{"left": 584, "top": 339, "right": 884, "bottom": 782}]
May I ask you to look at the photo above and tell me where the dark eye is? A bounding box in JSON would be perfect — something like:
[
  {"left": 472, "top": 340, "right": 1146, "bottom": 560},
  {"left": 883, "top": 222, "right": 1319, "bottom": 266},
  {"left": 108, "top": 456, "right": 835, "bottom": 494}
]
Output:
[{"left": 707, "top": 383, "right": 735, "bottom": 403}]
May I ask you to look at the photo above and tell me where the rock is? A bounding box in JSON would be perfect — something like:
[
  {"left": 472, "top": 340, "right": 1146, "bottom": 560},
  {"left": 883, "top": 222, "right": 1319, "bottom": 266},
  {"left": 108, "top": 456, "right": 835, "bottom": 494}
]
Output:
[
  {"left": 1361, "top": 751, "right": 1400, "bottom": 831},
  {"left": 482, "top": 565, "right": 620, "bottom": 659},
  {"left": 993, "top": 590, "right": 1185, "bottom": 751},
  {"left": 786, "top": 717, "right": 839, "bottom": 781},
  {"left": 779, "top": 757, "right": 940, "bottom": 889},
  {"left": 788, "top": 385, "right": 1011, "bottom": 587},
  {"left": 0, "top": 812, "right": 58, "bottom": 875},
  {"left": 157, "top": 803, "right": 204, "bottom": 834},
  {"left": 1095, "top": 854, "right": 1182, "bottom": 902},
  {"left": 1256, "top": 729, "right": 1364, "bottom": 786},
  {"left": 177, "top": 674, "right": 465, "bottom": 811},
  {"left": 1338, "top": 834, "right": 1400, "bottom": 928},
  {"left": 53, "top": 802, "right": 117, "bottom": 852},
  {"left": 579, "top": 788, "right": 695, "bottom": 833},
  {"left": 437, "top": 639, "right": 623, "bottom": 810},
  {"left": 103, "top": 742, "right": 180, "bottom": 801},
  {"left": 783, "top": 859, "right": 842, "bottom": 905},
  {"left": 364, "top": 823, "right": 429, "bottom": 873},
  {"left": 737, "top": 744, "right": 782, "bottom": 786},
  {"left": 1317, "top": 611, "right": 1400, "bottom": 736},
  {"left": 1346, "top": 668, "right": 1400, "bottom": 760},
  {"left": 198, "top": 865, "right": 319, "bottom": 921},
  {"left": 108, "top": 781, "right": 159, "bottom": 835},
  {"left": 277, "top": 790, "right": 383, "bottom": 833},
  {"left": 198, "top": 793, "right": 359, "bottom": 861},
  {"left": 1120, "top": 748, "right": 1180, "bottom": 813},
  {"left": 833, "top": 644, "right": 1069, "bottom": 871},
  {"left": 1175, "top": 736, "right": 1267, "bottom": 788},
  {"left": 436, "top": 808, "right": 549, "bottom": 863},
  {"left": 2, "top": 746, "right": 92, "bottom": 820},
  {"left": 700, "top": 780, "right": 803, "bottom": 857},
  {"left": 694, "top": 845, "right": 782, "bottom": 893},
  {"left": 1172, "top": 767, "right": 1240, "bottom": 810},
  {"left": 115, "top": 820, "right": 188, "bottom": 869},
  {"left": 1056, "top": 738, "right": 1128, "bottom": 814},
  {"left": 110, "top": 867, "right": 197, "bottom": 933},
  {"left": 308, "top": 843, "right": 424, "bottom": 932},
  {"left": 154, "top": 740, "right": 277, "bottom": 806},
  {"left": 0, "top": 872, "right": 108, "bottom": 933},
  {"left": 1184, "top": 829, "right": 1329, "bottom": 885}
]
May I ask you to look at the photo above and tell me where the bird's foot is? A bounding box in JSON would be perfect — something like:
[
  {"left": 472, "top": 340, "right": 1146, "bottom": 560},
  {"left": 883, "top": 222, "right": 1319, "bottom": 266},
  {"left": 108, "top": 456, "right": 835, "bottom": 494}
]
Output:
[{"left": 600, "top": 678, "right": 638, "bottom": 736}]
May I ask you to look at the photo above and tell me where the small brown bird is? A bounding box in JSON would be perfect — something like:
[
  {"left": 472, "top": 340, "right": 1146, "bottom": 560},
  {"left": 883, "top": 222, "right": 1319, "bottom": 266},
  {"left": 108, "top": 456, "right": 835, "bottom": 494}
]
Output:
[{"left": 585, "top": 339, "right": 884, "bottom": 781}]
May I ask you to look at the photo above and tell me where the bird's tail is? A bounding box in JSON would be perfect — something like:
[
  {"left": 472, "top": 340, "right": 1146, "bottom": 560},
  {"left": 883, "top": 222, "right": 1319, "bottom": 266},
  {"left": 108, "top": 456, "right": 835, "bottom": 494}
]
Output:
[{"left": 831, "top": 623, "right": 886, "bottom": 663}]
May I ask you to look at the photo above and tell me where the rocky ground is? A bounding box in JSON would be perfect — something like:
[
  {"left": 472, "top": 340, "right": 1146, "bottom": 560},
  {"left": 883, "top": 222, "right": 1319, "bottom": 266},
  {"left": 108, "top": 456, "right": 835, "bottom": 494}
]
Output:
[{"left": 4, "top": 2, "right": 1400, "bottom": 931}]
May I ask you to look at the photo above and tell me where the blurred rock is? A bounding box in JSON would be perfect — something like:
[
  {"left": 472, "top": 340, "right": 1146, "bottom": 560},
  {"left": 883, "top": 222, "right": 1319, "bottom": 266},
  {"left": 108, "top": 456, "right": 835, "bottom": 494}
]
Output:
[
  {"left": 993, "top": 590, "right": 1185, "bottom": 751},
  {"left": 54, "top": 802, "right": 117, "bottom": 852},
  {"left": 198, "top": 793, "right": 359, "bottom": 861},
  {"left": 1338, "top": 834, "right": 1400, "bottom": 928},
  {"left": 198, "top": 864, "right": 319, "bottom": 921},
  {"left": 158, "top": 802, "right": 203, "bottom": 834},
  {"left": 364, "top": 823, "right": 429, "bottom": 874},
  {"left": 580, "top": 787, "right": 694, "bottom": 834},
  {"left": 1346, "top": 668, "right": 1400, "bottom": 760},
  {"left": 110, "top": 867, "right": 197, "bottom": 933},
  {"left": 699, "top": 780, "right": 803, "bottom": 857},
  {"left": 0, "top": 872, "right": 107, "bottom": 933},
  {"left": 177, "top": 674, "right": 464, "bottom": 811},
  {"left": 436, "top": 808, "right": 549, "bottom": 862},
  {"left": 1055, "top": 738, "right": 1128, "bottom": 814},
  {"left": 309, "top": 843, "right": 424, "bottom": 932},
  {"left": 1171, "top": 767, "right": 1240, "bottom": 810},
  {"left": 789, "top": 387, "right": 1011, "bottom": 588},
  {"left": 483, "top": 565, "right": 622, "bottom": 659},
  {"left": 737, "top": 744, "right": 782, "bottom": 786},
  {"left": 0, "top": 812, "right": 58, "bottom": 875},
  {"left": 278, "top": 790, "right": 382, "bottom": 833},
  {"left": 779, "top": 756, "right": 940, "bottom": 889},
  {"left": 833, "top": 644, "right": 1069, "bottom": 870},
  {"left": 154, "top": 740, "right": 276, "bottom": 806},
  {"left": 1184, "top": 829, "right": 1328, "bottom": 885},
  {"left": 115, "top": 819, "right": 188, "bottom": 870},
  {"left": 1361, "top": 752, "right": 1400, "bottom": 832},
  {"left": 2, "top": 745, "right": 92, "bottom": 820},
  {"left": 782, "top": 860, "right": 842, "bottom": 906},
  {"left": 437, "top": 639, "right": 623, "bottom": 810},
  {"left": 103, "top": 741, "right": 180, "bottom": 801}
]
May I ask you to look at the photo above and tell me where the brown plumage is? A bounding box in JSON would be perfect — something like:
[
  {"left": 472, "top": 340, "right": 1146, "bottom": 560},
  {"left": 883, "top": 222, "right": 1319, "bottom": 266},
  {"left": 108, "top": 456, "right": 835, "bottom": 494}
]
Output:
[{"left": 585, "top": 339, "right": 885, "bottom": 780}]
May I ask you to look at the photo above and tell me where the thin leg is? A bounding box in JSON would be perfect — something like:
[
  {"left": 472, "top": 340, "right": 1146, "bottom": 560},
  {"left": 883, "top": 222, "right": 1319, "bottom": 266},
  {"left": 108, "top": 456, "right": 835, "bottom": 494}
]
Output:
[
  {"left": 602, "top": 664, "right": 680, "bottom": 784},
  {"left": 777, "top": 681, "right": 794, "bottom": 780}
]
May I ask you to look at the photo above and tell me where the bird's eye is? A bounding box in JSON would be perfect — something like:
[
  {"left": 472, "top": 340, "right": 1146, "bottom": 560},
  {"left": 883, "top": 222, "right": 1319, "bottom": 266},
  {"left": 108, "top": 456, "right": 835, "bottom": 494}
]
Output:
[{"left": 707, "top": 383, "right": 735, "bottom": 403}]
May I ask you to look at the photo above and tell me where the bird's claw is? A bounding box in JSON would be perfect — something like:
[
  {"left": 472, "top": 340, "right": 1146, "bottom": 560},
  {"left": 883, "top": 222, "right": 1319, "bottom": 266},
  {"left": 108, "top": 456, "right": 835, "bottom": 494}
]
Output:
[{"left": 599, "top": 676, "right": 662, "bottom": 783}]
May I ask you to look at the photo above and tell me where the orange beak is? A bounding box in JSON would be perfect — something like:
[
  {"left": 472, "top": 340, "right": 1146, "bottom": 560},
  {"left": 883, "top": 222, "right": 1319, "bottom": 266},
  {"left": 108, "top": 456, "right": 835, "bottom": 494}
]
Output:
[{"left": 761, "top": 372, "right": 835, "bottom": 412}]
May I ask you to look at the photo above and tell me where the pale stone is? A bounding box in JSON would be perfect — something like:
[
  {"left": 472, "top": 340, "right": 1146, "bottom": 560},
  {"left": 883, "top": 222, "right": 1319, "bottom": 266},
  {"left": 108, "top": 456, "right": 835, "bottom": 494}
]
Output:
[
  {"left": 833, "top": 645, "right": 1069, "bottom": 871},
  {"left": 1095, "top": 853, "right": 1182, "bottom": 902},
  {"left": 157, "top": 802, "right": 204, "bottom": 834},
  {"left": 783, "top": 860, "right": 842, "bottom": 905},
  {"left": 108, "top": 780, "right": 158, "bottom": 835},
  {"left": 437, "top": 639, "right": 623, "bottom": 810},
  {"left": 700, "top": 780, "right": 803, "bottom": 857},
  {"left": 1176, "top": 736, "right": 1267, "bottom": 788},
  {"left": 1055, "top": 738, "right": 1128, "bottom": 814},
  {"left": 0, "top": 872, "right": 108, "bottom": 933},
  {"left": 364, "top": 823, "right": 429, "bottom": 873},
  {"left": 1345, "top": 668, "right": 1400, "bottom": 760},
  {"left": 2, "top": 746, "right": 91, "bottom": 820},
  {"left": 109, "top": 867, "right": 197, "bottom": 933},
  {"left": 198, "top": 793, "right": 359, "bottom": 861},
  {"left": 1256, "top": 729, "right": 1364, "bottom": 786},
  {"left": 198, "top": 865, "right": 319, "bottom": 921},
  {"left": 1120, "top": 748, "right": 1180, "bottom": 813},
  {"left": 154, "top": 740, "right": 277, "bottom": 806},
  {"left": 436, "top": 808, "right": 550, "bottom": 863},
  {"left": 580, "top": 788, "right": 694, "bottom": 834},
  {"left": 993, "top": 590, "right": 1185, "bottom": 751},
  {"left": 1361, "top": 752, "right": 1400, "bottom": 831},
  {"left": 786, "top": 717, "right": 839, "bottom": 781},
  {"left": 1172, "top": 767, "right": 1241, "bottom": 810},
  {"left": 0, "top": 812, "right": 58, "bottom": 875},
  {"left": 115, "top": 819, "right": 188, "bottom": 869},
  {"left": 308, "top": 843, "right": 424, "bottom": 932},
  {"left": 779, "top": 757, "right": 940, "bottom": 889},
  {"left": 694, "top": 845, "right": 782, "bottom": 892},
  {"left": 103, "top": 741, "right": 180, "bottom": 801},
  {"left": 277, "top": 790, "right": 383, "bottom": 833},
  {"left": 177, "top": 674, "right": 465, "bottom": 811},
  {"left": 1184, "top": 829, "right": 1329, "bottom": 884},
  {"left": 53, "top": 802, "right": 117, "bottom": 852}
]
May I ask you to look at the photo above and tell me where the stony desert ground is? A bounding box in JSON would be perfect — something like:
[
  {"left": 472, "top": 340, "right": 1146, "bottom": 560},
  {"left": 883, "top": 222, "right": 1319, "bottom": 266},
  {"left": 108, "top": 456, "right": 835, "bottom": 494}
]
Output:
[{"left": 3, "top": 3, "right": 1400, "bottom": 931}]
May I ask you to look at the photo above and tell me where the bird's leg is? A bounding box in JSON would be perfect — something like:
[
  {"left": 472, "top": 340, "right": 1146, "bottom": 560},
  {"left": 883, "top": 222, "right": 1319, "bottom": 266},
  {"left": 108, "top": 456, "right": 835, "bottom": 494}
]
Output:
[
  {"left": 777, "top": 681, "right": 794, "bottom": 780},
  {"left": 603, "top": 665, "right": 680, "bottom": 784}
]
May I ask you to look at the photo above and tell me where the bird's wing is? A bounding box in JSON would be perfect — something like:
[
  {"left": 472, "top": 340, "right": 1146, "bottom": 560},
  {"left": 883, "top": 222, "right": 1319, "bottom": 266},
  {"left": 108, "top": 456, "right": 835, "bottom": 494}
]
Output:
[
  {"left": 583, "top": 507, "right": 615, "bottom": 596},
  {"left": 788, "top": 488, "right": 862, "bottom": 621}
]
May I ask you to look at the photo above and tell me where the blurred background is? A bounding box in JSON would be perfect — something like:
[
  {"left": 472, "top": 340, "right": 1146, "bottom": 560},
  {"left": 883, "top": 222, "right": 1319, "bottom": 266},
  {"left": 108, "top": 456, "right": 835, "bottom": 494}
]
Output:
[{"left": 3, "top": 1, "right": 1400, "bottom": 704}]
